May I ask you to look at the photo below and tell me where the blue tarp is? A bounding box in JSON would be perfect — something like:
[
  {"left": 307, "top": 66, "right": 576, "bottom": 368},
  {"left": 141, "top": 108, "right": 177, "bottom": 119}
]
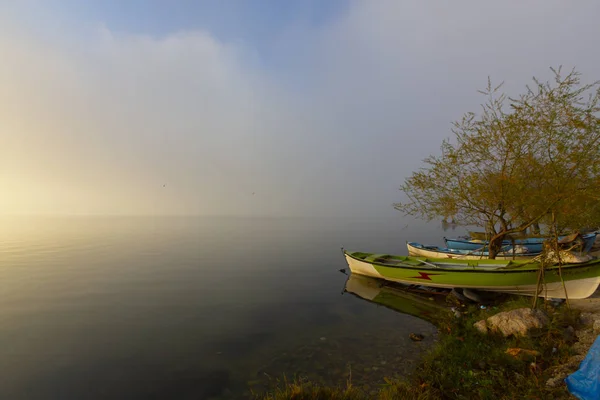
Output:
[{"left": 566, "top": 335, "right": 600, "bottom": 399}]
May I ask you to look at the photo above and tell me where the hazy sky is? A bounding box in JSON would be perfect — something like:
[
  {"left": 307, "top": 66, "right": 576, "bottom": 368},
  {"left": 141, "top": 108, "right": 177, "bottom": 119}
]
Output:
[{"left": 1, "top": 1, "right": 599, "bottom": 217}]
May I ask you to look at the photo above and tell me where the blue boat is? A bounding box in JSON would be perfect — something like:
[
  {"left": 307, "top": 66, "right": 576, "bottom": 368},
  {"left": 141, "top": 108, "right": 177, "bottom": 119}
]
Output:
[
  {"left": 444, "top": 232, "right": 597, "bottom": 253},
  {"left": 407, "top": 241, "right": 540, "bottom": 260}
]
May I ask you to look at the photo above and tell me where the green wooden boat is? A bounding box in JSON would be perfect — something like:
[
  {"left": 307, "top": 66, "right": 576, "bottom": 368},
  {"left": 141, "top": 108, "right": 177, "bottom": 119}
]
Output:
[
  {"left": 343, "top": 250, "right": 600, "bottom": 299},
  {"left": 343, "top": 274, "right": 450, "bottom": 324}
]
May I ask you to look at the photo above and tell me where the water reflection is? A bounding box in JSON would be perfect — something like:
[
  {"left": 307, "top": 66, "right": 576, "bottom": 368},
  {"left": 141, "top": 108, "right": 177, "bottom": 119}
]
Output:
[
  {"left": 343, "top": 274, "right": 451, "bottom": 325},
  {"left": 240, "top": 276, "right": 441, "bottom": 399},
  {"left": 441, "top": 219, "right": 458, "bottom": 232}
]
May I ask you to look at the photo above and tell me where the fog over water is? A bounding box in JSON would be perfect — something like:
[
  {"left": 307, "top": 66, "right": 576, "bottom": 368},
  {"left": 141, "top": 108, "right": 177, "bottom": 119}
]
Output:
[{"left": 1, "top": 1, "right": 599, "bottom": 217}]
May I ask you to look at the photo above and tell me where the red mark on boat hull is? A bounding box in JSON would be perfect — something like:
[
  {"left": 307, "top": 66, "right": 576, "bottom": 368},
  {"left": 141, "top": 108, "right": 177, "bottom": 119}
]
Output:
[{"left": 411, "top": 272, "right": 441, "bottom": 280}]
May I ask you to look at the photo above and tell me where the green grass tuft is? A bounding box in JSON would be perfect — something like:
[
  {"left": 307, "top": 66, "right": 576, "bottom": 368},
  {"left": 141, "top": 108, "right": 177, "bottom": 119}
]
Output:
[{"left": 257, "top": 376, "right": 364, "bottom": 400}]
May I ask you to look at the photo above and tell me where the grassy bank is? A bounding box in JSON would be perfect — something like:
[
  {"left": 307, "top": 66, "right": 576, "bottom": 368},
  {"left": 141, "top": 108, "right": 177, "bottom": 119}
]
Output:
[{"left": 257, "top": 297, "right": 580, "bottom": 399}]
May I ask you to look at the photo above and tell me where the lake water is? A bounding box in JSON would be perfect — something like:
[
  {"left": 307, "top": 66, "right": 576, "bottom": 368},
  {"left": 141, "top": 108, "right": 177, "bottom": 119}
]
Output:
[{"left": 0, "top": 215, "right": 465, "bottom": 399}]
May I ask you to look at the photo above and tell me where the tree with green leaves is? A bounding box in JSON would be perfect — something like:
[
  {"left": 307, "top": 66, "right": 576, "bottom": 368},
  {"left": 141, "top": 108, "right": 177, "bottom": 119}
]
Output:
[{"left": 395, "top": 67, "right": 600, "bottom": 258}]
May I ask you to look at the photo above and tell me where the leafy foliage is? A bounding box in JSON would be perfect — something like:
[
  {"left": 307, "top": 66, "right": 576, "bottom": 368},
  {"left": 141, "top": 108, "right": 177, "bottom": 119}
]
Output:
[{"left": 395, "top": 67, "right": 600, "bottom": 257}]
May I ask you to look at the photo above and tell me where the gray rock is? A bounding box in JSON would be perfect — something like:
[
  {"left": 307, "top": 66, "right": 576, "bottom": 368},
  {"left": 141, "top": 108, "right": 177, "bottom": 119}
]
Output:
[
  {"left": 569, "top": 354, "right": 585, "bottom": 366},
  {"left": 580, "top": 312, "right": 594, "bottom": 326},
  {"left": 564, "top": 325, "right": 577, "bottom": 343},
  {"left": 474, "top": 320, "right": 488, "bottom": 334},
  {"left": 484, "top": 308, "right": 549, "bottom": 337},
  {"left": 546, "top": 375, "right": 566, "bottom": 388},
  {"left": 573, "top": 341, "right": 590, "bottom": 355}
]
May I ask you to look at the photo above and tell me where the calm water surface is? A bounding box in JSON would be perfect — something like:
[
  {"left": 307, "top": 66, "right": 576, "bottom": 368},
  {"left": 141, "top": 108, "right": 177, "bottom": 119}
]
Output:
[{"left": 0, "top": 216, "right": 465, "bottom": 399}]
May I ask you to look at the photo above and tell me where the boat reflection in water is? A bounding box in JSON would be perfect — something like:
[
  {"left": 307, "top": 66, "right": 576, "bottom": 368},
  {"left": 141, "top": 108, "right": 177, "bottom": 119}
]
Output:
[{"left": 343, "top": 273, "right": 451, "bottom": 325}]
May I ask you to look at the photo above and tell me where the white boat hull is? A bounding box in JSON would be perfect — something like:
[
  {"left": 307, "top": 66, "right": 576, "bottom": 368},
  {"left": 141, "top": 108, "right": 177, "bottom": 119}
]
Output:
[{"left": 407, "top": 242, "right": 532, "bottom": 260}]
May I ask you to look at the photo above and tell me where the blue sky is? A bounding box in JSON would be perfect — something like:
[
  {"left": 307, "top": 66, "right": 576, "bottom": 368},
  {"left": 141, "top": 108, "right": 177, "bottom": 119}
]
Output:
[
  {"left": 44, "top": 0, "right": 349, "bottom": 61},
  {"left": 1, "top": 1, "right": 599, "bottom": 216},
  {"left": 56, "top": 0, "right": 348, "bottom": 36}
]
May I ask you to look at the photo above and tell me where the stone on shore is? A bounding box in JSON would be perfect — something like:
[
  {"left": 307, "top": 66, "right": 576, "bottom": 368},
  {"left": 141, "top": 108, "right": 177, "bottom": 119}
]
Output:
[
  {"left": 593, "top": 319, "right": 600, "bottom": 333},
  {"left": 563, "top": 325, "right": 577, "bottom": 343},
  {"left": 474, "top": 320, "right": 488, "bottom": 334},
  {"left": 409, "top": 333, "right": 425, "bottom": 341},
  {"left": 579, "top": 312, "right": 594, "bottom": 326},
  {"left": 473, "top": 308, "right": 549, "bottom": 337}
]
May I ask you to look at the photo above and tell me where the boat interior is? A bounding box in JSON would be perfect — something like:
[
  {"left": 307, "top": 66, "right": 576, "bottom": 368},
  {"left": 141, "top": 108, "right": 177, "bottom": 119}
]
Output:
[{"left": 349, "top": 252, "right": 516, "bottom": 270}]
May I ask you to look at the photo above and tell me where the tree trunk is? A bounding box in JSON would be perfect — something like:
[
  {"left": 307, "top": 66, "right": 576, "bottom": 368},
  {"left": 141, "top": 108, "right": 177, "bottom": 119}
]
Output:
[{"left": 488, "top": 234, "right": 506, "bottom": 259}]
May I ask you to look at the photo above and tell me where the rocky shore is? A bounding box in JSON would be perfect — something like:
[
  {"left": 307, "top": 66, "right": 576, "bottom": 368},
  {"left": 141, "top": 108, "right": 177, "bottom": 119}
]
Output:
[{"left": 545, "top": 239, "right": 600, "bottom": 391}]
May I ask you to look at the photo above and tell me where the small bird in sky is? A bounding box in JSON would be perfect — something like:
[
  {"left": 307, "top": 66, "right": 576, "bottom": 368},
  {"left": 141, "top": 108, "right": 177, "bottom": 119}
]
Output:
[{"left": 252, "top": 192, "right": 255, "bottom": 195}]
